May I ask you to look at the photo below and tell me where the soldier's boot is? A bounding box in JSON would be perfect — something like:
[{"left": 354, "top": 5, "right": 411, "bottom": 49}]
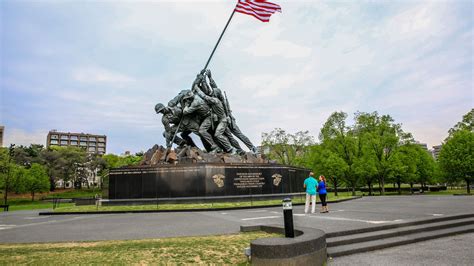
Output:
[
  {"left": 250, "top": 146, "right": 258, "bottom": 154},
  {"left": 236, "top": 149, "right": 246, "bottom": 156},
  {"left": 209, "top": 145, "right": 221, "bottom": 154},
  {"left": 225, "top": 147, "right": 238, "bottom": 155},
  {"left": 177, "top": 139, "right": 187, "bottom": 148}
]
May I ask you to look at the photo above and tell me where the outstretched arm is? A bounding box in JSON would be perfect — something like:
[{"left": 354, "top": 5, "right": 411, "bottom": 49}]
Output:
[
  {"left": 206, "top": 69, "right": 218, "bottom": 89},
  {"left": 195, "top": 86, "right": 219, "bottom": 105}
]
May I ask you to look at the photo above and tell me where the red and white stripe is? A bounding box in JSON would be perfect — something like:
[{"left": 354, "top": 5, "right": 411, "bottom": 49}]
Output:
[{"left": 235, "top": 0, "right": 282, "bottom": 22}]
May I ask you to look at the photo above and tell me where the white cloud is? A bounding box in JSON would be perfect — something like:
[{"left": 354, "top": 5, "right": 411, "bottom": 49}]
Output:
[
  {"left": 3, "top": 128, "right": 47, "bottom": 147},
  {"left": 72, "top": 66, "right": 136, "bottom": 84},
  {"left": 243, "top": 17, "right": 312, "bottom": 58}
]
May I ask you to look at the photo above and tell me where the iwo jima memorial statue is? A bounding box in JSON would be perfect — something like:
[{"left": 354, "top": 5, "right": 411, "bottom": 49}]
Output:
[{"left": 107, "top": 1, "right": 309, "bottom": 200}]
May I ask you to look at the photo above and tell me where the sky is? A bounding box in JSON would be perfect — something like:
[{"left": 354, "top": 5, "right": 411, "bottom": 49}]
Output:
[{"left": 1, "top": 0, "right": 472, "bottom": 154}]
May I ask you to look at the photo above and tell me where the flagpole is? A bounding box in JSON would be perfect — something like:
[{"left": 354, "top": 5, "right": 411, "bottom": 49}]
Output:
[{"left": 203, "top": 7, "right": 237, "bottom": 70}]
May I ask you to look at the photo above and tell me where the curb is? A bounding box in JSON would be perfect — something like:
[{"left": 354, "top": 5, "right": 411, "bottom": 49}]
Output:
[
  {"left": 38, "top": 196, "right": 362, "bottom": 216},
  {"left": 241, "top": 225, "right": 326, "bottom": 266}
]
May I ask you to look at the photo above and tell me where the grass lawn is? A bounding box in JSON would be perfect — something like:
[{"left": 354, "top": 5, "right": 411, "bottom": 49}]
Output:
[
  {"left": 357, "top": 189, "right": 468, "bottom": 196},
  {"left": 1, "top": 198, "right": 73, "bottom": 212},
  {"left": 0, "top": 189, "right": 98, "bottom": 212},
  {"left": 54, "top": 193, "right": 357, "bottom": 213},
  {"left": 41, "top": 188, "right": 100, "bottom": 199},
  {"left": 0, "top": 231, "right": 278, "bottom": 265},
  {"left": 3, "top": 188, "right": 468, "bottom": 213}
]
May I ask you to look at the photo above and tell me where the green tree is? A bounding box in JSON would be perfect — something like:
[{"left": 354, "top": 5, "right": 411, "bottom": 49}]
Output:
[
  {"left": 302, "top": 144, "right": 348, "bottom": 196},
  {"left": 24, "top": 163, "right": 50, "bottom": 201},
  {"left": 10, "top": 164, "right": 28, "bottom": 194},
  {"left": 448, "top": 109, "right": 473, "bottom": 137},
  {"left": 38, "top": 146, "right": 88, "bottom": 190},
  {"left": 414, "top": 147, "right": 436, "bottom": 190},
  {"left": 319, "top": 112, "right": 360, "bottom": 195},
  {"left": 261, "top": 128, "right": 314, "bottom": 166},
  {"left": 353, "top": 152, "right": 378, "bottom": 195},
  {"left": 0, "top": 145, "right": 16, "bottom": 204},
  {"left": 390, "top": 144, "right": 418, "bottom": 194},
  {"left": 354, "top": 111, "right": 413, "bottom": 195},
  {"left": 39, "top": 148, "right": 61, "bottom": 191},
  {"left": 438, "top": 130, "right": 474, "bottom": 194},
  {"left": 55, "top": 146, "right": 86, "bottom": 189},
  {"left": 102, "top": 154, "right": 143, "bottom": 169},
  {"left": 12, "top": 144, "right": 44, "bottom": 168}
]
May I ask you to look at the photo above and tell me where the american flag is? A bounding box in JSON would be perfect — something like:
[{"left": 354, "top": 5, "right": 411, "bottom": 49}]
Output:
[{"left": 235, "top": 0, "right": 282, "bottom": 22}]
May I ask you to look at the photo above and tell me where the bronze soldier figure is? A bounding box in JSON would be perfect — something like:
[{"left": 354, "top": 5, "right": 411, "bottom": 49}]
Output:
[
  {"left": 206, "top": 70, "right": 258, "bottom": 153},
  {"left": 193, "top": 78, "right": 236, "bottom": 154}
]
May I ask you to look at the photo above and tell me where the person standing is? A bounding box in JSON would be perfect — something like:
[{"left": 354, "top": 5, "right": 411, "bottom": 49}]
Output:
[
  {"left": 304, "top": 172, "right": 318, "bottom": 214},
  {"left": 318, "top": 175, "right": 328, "bottom": 213}
]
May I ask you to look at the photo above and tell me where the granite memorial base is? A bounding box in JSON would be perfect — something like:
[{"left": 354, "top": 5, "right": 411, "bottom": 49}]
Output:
[{"left": 108, "top": 163, "right": 310, "bottom": 200}]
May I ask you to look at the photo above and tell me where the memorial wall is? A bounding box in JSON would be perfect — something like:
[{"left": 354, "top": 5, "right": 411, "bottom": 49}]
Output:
[{"left": 108, "top": 163, "right": 309, "bottom": 199}]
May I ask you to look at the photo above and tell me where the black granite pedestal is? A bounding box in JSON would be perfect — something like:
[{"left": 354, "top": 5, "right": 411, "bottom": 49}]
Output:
[{"left": 108, "top": 163, "right": 310, "bottom": 199}]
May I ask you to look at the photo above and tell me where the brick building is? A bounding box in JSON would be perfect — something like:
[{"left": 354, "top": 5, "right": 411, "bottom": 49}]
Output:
[{"left": 46, "top": 130, "right": 107, "bottom": 155}]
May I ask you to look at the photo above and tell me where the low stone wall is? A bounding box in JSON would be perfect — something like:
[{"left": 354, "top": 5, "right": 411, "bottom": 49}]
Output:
[{"left": 241, "top": 225, "right": 326, "bottom": 266}]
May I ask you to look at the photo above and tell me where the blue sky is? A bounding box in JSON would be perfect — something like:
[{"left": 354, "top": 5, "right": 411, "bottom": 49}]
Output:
[{"left": 1, "top": 0, "right": 472, "bottom": 154}]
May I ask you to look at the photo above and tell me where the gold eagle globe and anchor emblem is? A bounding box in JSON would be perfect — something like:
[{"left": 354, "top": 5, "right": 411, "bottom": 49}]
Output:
[
  {"left": 272, "top": 173, "right": 282, "bottom": 186},
  {"left": 212, "top": 174, "right": 225, "bottom": 188}
]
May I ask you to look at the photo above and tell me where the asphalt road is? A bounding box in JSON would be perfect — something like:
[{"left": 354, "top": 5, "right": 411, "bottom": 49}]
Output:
[{"left": 1, "top": 195, "right": 473, "bottom": 243}]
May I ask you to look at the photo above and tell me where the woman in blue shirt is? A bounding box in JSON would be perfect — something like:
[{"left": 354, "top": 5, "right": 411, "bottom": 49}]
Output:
[{"left": 318, "top": 175, "right": 328, "bottom": 213}]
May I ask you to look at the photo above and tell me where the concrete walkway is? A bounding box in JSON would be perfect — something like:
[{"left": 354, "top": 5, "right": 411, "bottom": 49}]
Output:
[
  {"left": 0, "top": 195, "right": 473, "bottom": 243},
  {"left": 329, "top": 233, "right": 474, "bottom": 266}
]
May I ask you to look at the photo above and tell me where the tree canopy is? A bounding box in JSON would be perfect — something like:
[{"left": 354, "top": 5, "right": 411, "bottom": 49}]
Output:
[{"left": 439, "top": 129, "right": 473, "bottom": 194}]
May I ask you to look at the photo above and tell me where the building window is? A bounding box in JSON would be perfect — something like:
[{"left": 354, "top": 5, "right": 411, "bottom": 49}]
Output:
[
  {"left": 89, "top": 142, "right": 96, "bottom": 147},
  {"left": 51, "top": 135, "right": 59, "bottom": 139},
  {"left": 98, "top": 137, "right": 105, "bottom": 142},
  {"left": 80, "top": 142, "right": 87, "bottom": 146},
  {"left": 60, "top": 135, "right": 69, "bottom": 140},
  {"left": 88, "top": 147, "right": 96, "bottom": 152},
  {"left": 50, "top": 140, "right": 59, "bottom": 145},
  {"left": 80, "top": 136, "right": 87, "bottom": 141},
  {"left": 89, "top": 137, "right": 96, "bottom": 141},
  {"left": 98, "top": 147, "right": 105, "bottom": 152},
  {"left": 70, "top": 141, "right": 78, "bottom": 145},
  {"left": 98, "top": 143, "right": 105, "bottom": 147},
  {"left": 60, "top": 140, "right": 68, "bottom": 145},
  {"left": 70, "top": 136, "right": 78, "bottom": 140}
]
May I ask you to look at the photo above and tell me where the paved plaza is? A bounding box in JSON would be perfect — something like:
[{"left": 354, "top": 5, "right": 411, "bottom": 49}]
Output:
[
  {"left": 1, "top": 196, "right": 473, "bottom": 244},
  {"left": 329, "top": 233, "right": 474, "bottom": 266}
]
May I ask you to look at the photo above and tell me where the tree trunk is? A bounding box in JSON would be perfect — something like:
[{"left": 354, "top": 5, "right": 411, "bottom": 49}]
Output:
[
  {"left": 334, "top": 178, "right": 338, "bottom": 197},
  {"left": 351, "top": 185, "right": 356, "bottom": 196},
  {"left": 3, "top": 187, "right": 8, "bottom": 205},
  {"left": 49, "top": 176, "right": 55, "bottom": 191},
  {"left": 397, "top": 179, "right": 401, "bottom": 195},
  {"left": 31, "top": 191, "right": 35, "bottom": 201},
  {"left": 4, "top": 172, "right": 10, "bottom": 205},
  {"left": 380, "top": 177, "right": 385, "bottom": 195},
  {"left": 467, "top": 179, "right": 471, "bottom": 194},
  {"left": 410, "top": 182, "right": 414, "bottom": 194},
  {"left": 368, "top": 182, "right": 373, "bottom": 196}
]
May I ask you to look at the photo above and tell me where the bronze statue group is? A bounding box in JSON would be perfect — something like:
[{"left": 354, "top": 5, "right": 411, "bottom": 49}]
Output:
[{"left": 155, "top": 70, "right": 257, "bottom": 155}]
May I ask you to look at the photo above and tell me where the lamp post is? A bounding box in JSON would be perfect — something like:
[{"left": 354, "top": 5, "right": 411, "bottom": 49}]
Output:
[{"left": 282, "top": 197, "right": 294, "bottom": 238}]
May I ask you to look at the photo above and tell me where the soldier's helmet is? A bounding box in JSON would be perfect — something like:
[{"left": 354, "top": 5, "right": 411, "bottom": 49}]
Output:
[
  {"left": 155, "top": 103, "right": 166, "bottom": 114},
  {"left": 182, "top": 90, "right": 194, "bottom": 100}
]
